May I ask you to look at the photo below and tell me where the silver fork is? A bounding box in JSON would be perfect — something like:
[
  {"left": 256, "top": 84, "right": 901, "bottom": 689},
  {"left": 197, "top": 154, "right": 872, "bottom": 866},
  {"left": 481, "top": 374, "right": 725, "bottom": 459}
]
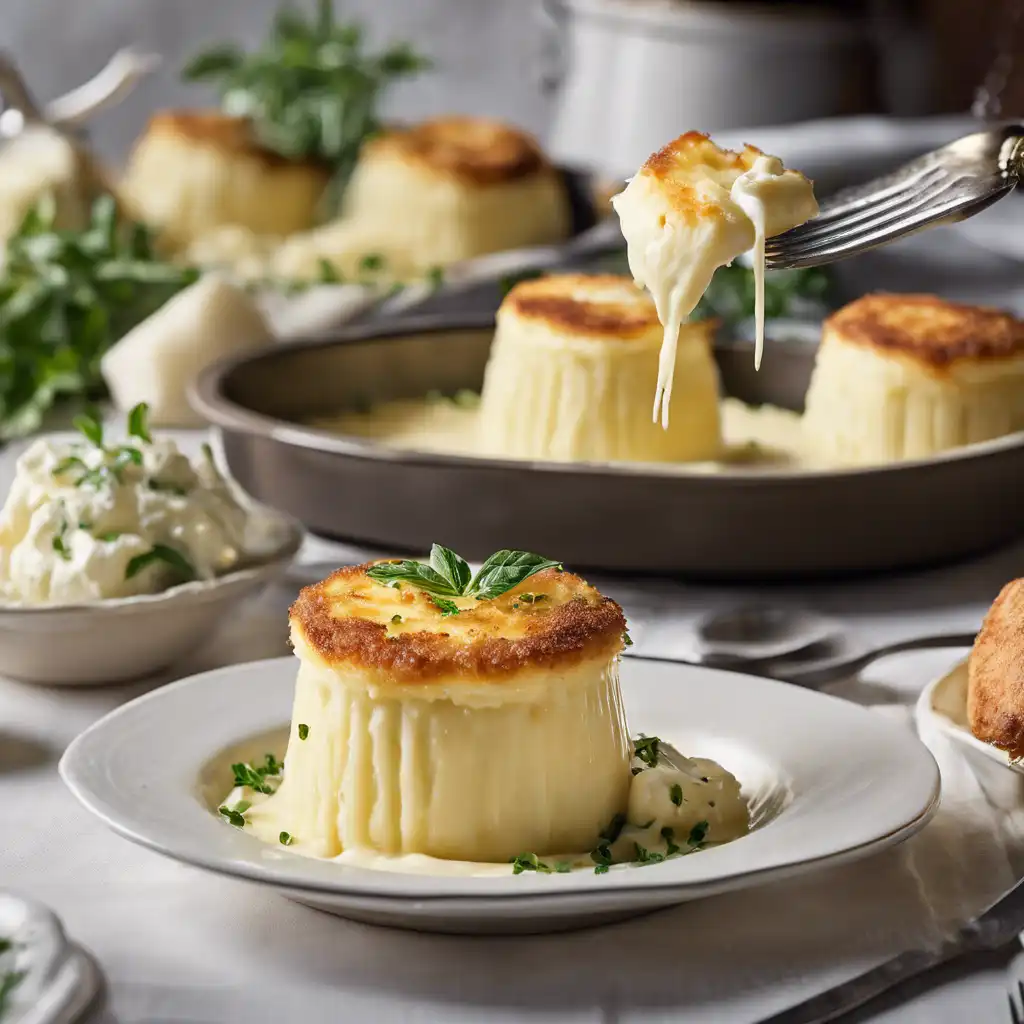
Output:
[{"left": 765, "top": 124, "right": 1024, "bottom": 270}]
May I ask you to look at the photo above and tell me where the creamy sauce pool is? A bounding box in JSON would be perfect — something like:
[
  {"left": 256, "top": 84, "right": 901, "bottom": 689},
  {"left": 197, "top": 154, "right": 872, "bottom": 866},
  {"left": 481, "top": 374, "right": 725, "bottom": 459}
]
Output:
[
  {"left": 308, "top": 394, "right": 825, "bottom": 472},
  {"left": 220, "top": 740, "right": 749, "bottom": 877}
]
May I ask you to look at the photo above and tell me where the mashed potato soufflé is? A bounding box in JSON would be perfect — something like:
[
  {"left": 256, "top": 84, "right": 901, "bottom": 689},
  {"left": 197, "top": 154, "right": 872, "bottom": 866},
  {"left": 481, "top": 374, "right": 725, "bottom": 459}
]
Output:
[
  {"left": 219, "top": 545, "right": 748, "bottom": 876},
  {"left": 612, "top": 132, "right": 817, "bottom": 426}
]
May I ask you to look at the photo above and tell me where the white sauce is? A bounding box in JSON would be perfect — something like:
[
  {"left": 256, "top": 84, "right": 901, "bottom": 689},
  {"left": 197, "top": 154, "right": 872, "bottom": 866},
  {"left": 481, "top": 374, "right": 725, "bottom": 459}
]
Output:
[
  {"left": 0, "top": 429, "right": 256, "bottom": 603},
  {"left": 221, "top": 739, "right": 749, "bottom": 876},
  {"left": 308, "top": 394, "right": 818, "bottom": 472}
]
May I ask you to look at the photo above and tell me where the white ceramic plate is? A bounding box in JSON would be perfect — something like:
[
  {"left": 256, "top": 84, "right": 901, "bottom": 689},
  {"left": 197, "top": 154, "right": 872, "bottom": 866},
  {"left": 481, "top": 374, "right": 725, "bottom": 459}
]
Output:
[
  {"left": 60, "top": 657, "right": 940, "bottom": 935},
  {"left": 917, "top": 659, "right": 1024, "bottom": 777},
  {"left": 0, "top": 891, "right": 100, "bottom": 1024}
]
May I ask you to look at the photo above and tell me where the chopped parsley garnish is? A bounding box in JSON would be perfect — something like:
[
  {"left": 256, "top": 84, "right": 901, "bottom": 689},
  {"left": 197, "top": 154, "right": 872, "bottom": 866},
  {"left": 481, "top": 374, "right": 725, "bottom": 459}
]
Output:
[
  {"left": 688, "top": 821, "right": 709, "bottom": 848},
  {"left": 661, "top": 826, "right": 681, "bottom": 857},
  {"left": 511, "top": 852, "right": 552, "bottom": 875},
  {"left": 623, "top": 631, "right": 634, "bottom": 647},
  {"left": 0, "top": 965, "right": 25, "bottom": 1019},
  {"left": 391, "top": 614, "right": 403, "bottom": 624},
  {"left": 633, "top": 843, "right": 664, "bottom": 865},
  {"left": 52, "top": 455, "right": 87, "bottom": 478},
  {"left": 555, "top": 861, "right": 572, "bottom": 874},
  {"left": 589, "top": 844, "right": 613, "bottom": 868},
  {"left": 598, "top": 813, "right": 626, "bottom": 844},
  {"left": 279, "top": 831, "right": 294, "bottom": 846},
  {"left": 669, "top": 783, "right": 683, "bottom": 807},
  {"left": 231, "top": 754, "right": 283, "bottom": 794},
  {"left": 127, "top": 402, "right": 152, "bottom": 444},
  {"left": 218, "top": 805, "right": 246, "bottom": 827},
  {"left": 298, "top": 724, "right": 309, "bottom": 741},
  {"left": 96, "top": 531, "right": 122, "bottom": 542},
  {"left": 430, "top": 596, "right": 460, "bottom": 617},
  {"left": 633, "top": 735, "right": 660, "bottom": 768},
  {"left": 72, "top": 410, "right": 104, "bottom": 447},
  {"left": 317, "top": 258, "right": 342, "bottom": 284},
  {"left": 51, "top": 518, "right": 71, "bottom": 561},
  {"left": 426, "top": 265, "right": 444, "bottom": 290},
  {"left": 519, "top": 593, "right": 547, "bottom": 604},
  {"left": 359, "top": 252, "right": 386, "bottom": 274},
  {"left": 366, "top": 544, "right": 561, "bottom": 603},
  {"left": 125, "top": 544, "right": 196, "bottom": 583},
  {"left": 594, "top": 863, "right": 610, "bottom": 875}
]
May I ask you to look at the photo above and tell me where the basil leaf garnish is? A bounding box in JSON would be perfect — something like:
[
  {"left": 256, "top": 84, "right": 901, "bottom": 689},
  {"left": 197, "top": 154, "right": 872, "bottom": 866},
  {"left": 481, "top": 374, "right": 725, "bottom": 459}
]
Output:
[
  {"left": 125, "top": 544, "right": 196, "bottom": 582},
  {"left": 73, "top": 411, "right": 103, "bottom": 448},
  {"left": 365, "top": 560, "right": 460, "bottom": 596},
  {"left": 468, "top": 549, "right": 562, "bottom": 600},
  {"left": 429, "top": 543, "right": 471, "bottom": 594}
]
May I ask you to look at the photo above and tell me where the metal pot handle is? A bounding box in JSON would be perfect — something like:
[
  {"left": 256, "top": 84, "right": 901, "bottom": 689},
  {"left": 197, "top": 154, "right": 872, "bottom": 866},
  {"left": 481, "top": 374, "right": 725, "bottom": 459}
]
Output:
[{"left": 535, "top": 0, "right": 568, "bottom": 96}]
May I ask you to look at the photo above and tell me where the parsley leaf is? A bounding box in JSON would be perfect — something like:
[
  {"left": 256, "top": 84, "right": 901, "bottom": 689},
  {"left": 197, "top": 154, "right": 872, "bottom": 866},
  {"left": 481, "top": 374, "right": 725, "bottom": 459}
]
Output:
[
  {"left": 365, "top": 559, "right": 460, "bottom": 597},
  {"left": 511, "top": 852, "right": 552, "bottom": 875},
  {"left": 73, "top": 410, "right": 104, "bottom": 448},
  {"left": 125, "top": 544, "right": 196, "bottom": 583},
  {"left": 633, "top": 735, "right": 661, "bottom": 768},
  {"left": 688, "top": 821, "right": 710, "bottom": 848},
  {"left": 670, "top": 783, "right": 683, "bottom": 807},
  {"left": 298, "top": 724, "right": 309, "bottom": 741},
  {"left": 127, "top": 402, "right": 151, "bottom": 444},
  {"left": 218, "top": 805, "right": 246, "bottom": 827},
  {"left": 279, "top": 831, "right": 294, "bottom": 846},
  {"left": 598, "top": 813, "right": 626, "bottom": 844}
]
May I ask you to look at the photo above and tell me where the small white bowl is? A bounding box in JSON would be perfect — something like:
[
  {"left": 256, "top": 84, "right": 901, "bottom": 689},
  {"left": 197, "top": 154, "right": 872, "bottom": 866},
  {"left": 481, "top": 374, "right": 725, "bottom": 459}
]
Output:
[{"left": 0, "top": 509, "right": 304, "bottom": 686}]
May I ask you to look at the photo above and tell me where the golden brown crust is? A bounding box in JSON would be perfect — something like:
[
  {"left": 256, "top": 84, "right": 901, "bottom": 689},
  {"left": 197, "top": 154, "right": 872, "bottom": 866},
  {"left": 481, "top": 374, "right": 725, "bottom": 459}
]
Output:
[
  {"left": 825, "top": 293, "right": 1024, "bottom": 369},
  {"left": 361, "top": 116, "right": 551, "bottom": 185},
  {"left": 502, "top": 274, "right": 662, "bottom": 340},
  {"left": 290, "top": 561, "right": 627, "bottom": 682},
  {"left": 968, "top": 579, "right": 1024, "bottom": 758},
  {"left": 141, "top": 110, "right": 330, "bottom": 174},
  {"left": 642, "top": 132, "right": 766, "bottom": 226}
]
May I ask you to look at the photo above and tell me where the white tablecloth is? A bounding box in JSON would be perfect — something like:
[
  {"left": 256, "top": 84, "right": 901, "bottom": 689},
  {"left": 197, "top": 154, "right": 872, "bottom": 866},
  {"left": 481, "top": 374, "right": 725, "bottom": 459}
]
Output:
[{"left": 2, "top": 415, "right": 1024, "bottom": 1023}]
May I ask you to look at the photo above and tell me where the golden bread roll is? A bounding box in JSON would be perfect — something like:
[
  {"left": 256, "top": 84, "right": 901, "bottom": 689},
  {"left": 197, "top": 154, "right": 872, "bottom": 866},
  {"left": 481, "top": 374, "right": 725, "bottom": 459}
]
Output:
[
  {"left": 478, "top": 273, "right": 721, "bottom": 463},
  {"left": 246, "top": 561, "right": 631, "bottom": 862},
  {"left": 968, "top": 578, "right": 1024, "bottom": 759},
  {"left": 803, "top": 293, "right": 1024, "bottom": 465}
]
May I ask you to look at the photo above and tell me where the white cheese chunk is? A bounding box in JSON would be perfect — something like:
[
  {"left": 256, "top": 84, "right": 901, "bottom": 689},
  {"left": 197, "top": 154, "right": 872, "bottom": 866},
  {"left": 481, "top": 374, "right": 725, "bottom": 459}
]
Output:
[{"left": 101, "top": 276, "right": 273, "bottom": 427}]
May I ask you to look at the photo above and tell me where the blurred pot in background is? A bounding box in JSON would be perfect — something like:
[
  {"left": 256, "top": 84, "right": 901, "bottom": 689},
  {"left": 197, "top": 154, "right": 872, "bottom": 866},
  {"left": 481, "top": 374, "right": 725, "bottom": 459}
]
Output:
[{"left": 542, "top": 0, "right": 875, "bottom": 177}]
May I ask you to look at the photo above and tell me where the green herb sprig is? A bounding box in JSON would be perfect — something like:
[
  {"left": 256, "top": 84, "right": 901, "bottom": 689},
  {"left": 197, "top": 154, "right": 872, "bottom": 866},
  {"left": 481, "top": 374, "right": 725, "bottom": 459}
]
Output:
[
  {"left": 366, "top": 544, "right": 562, "bottom": 612},
  {"left": 0, "top": 197, "right": 198, "bottom": 439},
  {"left": 231, "top": 754, "right": 284, "bottom": 795},
  {"left": 182, "top": 0, "right": 431, "bottom": 205}
]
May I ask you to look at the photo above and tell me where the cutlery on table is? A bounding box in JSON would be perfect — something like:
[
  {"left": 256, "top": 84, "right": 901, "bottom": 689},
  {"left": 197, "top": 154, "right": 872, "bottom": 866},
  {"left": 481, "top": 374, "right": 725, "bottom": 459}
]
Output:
[
  {"left": 1007, "top": 940, "right": 1024, "bottom": 1023},
  {"left": 758, "top": 875, "right": 1024, "bottom": 1022}
]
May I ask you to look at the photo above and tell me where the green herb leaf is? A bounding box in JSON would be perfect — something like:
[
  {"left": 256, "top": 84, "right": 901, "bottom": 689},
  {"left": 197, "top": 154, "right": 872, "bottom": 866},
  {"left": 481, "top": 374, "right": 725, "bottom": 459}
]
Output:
[
  {"left": 73, "top": 411, "right": 104, "bottom": 448},
  {"left": 428, "top": 543, "right": 472, "bottom": 594},
  {"left": 390, "top": 614, "right": 402, "bottom": 625},
  {"left": 358, "top": 252, "right": 385, "bottom": 274},
  {"left": 468, "top": 549, "right": 562, "bottom": 600},
  {"left": 688, "top": 821, "right": 709, "bottom": 848},
  {"left": 510, "top": 852, "right": 551, "bottom": 875},
  {"left": 127, "top": 402, "right": 152, "bottom": 443},
  {"left": 262, "top": 753, "right": 284, "bottom": 776},
  {"left": 519, "top": 593, "right": 547, "bottom": 604},
  {"left": 52, "top": 455, "right": 87, "bottom": 478},
  {"left": 594, "top": 863, "right": 610, "bottom": 875},
  {"left": 426, "top": 265, "right": 444, "bottom": 290},
  {"left": 317, "top": 258, "right": 342, "bottom": 284},
  {"left": 218, "top": 805, "right": 246, "bottom": 827},
  {"left": 96, "top": 531, "right": 123, "bottom": 542},
  {"left": 599, "top": 812, "right": 626, "bottom": 844},
  {"left": 279, "top": 831, "right": 294, "bottom": 846},
  {"left": 669, "top": 783, "right": 683, "bottom": 807},
  {"left": 633, "top": 735, "right": 660, "bottom": 768},
  {"left": 633, "top": 843, "right": 664, "bottom": 865},
  {"left": 590, "top": 844, "right": 614, "bottom": 867},
  {"left": 298, "top": 724, "right": 309, "bottom": 741},
  {"left": 365, "top": 559, "right": 460, "bottom": 596},
  {"left": 661, "top": 826, "right": 681, "bottom": 857},
  {"left": 555, "top": 861, "right": 572, "bottom": 874},
  {"left": 147, "top": 479, "right": 189, "bottom": 496},
  {"left": 431, "top": 595, "right": 460, "bottom": 617},
  {"left": 125, "top": 544, "right": 196, "bottom": 583},
  {"left": 694, "top": 262, "right": 834, "bottom": 324},
  {"left": 51, "top": 517, "right": 72, "bottom": 561},
  {"left": 0, "top": 967, "right": 25, "bottom": 1019},
  {"left": 183, "top": 14, "right": 430, "bottom": 204},
  {"left": 622, "top": 631, "right": 634, "bottom": 647}
]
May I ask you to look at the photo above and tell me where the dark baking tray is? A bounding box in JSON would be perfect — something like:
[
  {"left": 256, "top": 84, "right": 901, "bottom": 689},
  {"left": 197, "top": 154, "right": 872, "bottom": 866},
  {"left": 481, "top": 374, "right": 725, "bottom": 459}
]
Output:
[{"left": 192, "top": 315, "right": 1024, "bottom": 580}]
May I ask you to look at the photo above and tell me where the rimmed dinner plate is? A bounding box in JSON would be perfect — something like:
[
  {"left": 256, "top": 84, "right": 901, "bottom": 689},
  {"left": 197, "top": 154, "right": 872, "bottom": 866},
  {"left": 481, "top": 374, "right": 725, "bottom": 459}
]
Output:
[{"left": 60, "top": 655, "right": 940, "bottom": 934}]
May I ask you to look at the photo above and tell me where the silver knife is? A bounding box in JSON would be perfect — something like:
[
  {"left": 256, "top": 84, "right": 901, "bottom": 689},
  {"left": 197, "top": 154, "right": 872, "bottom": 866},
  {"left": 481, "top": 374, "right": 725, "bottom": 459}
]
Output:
[{"left": 759, "top": 874, "right": 1024, "bottom": 1022}]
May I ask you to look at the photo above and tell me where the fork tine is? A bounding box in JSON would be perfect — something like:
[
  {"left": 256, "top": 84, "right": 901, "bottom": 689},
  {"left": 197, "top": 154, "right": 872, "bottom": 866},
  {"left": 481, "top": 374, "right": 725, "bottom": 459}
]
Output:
[
  {"left": 778, "top": 167, "right": 948, "bottom": 246},
  {"left": 765, "top": 181, "right": 1012, "bottom": 270}
]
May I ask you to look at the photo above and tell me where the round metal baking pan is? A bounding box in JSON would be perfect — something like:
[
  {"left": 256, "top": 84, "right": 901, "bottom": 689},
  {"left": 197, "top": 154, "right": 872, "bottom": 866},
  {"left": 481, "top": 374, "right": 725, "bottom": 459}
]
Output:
[{"left": 191, "top": 314, "right": 1024, "bottom": 580}]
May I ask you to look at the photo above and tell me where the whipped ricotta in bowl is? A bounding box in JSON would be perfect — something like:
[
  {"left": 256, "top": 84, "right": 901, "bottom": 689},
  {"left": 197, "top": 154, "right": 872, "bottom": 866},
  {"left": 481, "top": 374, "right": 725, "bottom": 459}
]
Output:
[{"left": 0, "top": 405, "right": 269, "bottom": 605}]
